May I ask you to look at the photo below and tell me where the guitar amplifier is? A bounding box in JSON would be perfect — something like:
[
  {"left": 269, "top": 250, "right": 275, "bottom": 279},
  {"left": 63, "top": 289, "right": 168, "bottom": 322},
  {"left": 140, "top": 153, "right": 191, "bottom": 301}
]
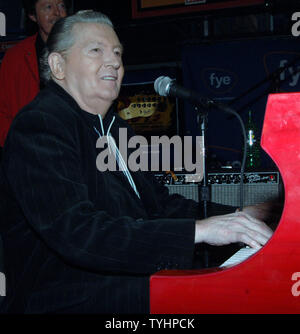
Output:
[{"left": 154, "top": 171, "right": 282, "bottom": 206}]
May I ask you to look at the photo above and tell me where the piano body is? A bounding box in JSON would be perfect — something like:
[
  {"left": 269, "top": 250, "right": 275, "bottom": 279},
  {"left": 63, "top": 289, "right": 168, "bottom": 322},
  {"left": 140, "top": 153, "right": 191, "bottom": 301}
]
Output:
[{"left": 150, "top": 92, "right": 300, "bottom": 314}]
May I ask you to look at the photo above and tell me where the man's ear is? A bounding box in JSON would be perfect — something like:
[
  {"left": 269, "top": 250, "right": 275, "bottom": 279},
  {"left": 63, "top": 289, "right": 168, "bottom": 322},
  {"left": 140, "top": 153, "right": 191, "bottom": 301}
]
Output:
[{"left": 48, "top": 53, "right": 66, "bottom": 80}]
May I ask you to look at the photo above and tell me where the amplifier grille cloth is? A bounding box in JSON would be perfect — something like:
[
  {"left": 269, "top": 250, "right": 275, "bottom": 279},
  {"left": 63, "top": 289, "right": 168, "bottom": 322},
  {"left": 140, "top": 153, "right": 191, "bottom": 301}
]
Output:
[{"left": 166, "top": 183, "right": 280, "bottom": 207}]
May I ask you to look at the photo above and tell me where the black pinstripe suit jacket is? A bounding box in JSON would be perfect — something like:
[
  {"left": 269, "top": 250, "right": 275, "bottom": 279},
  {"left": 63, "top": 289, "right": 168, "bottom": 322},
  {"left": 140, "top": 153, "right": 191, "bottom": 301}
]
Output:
[{"left": 0, "top": 81, "right": 202, "bottom": 313}]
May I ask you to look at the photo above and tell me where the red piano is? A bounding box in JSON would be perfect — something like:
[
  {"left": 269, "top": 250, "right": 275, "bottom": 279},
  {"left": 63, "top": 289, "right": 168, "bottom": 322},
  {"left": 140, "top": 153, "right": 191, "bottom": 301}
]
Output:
[{"left": 150, "top": 92, "right": 300, "bottom": 314}]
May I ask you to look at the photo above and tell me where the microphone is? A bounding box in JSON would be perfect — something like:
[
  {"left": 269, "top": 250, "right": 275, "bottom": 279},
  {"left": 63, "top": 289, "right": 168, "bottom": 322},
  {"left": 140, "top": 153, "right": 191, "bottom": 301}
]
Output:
[{"left": 154, "top": 76, "right": 214, "bottom": 108}]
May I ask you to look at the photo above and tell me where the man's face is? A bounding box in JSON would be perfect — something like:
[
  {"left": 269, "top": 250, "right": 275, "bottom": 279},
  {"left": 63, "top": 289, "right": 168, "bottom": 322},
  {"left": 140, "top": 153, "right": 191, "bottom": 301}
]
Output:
[
  {"left": 61, "top": 23, "right": 124, "bottom": 113},
  {"left": 30, "top": 0, "right": 67, "bottom": 42}
]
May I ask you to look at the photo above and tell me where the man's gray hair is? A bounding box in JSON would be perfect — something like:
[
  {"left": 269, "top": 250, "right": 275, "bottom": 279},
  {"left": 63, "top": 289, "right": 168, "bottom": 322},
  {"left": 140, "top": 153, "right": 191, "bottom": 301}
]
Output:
[{"left": 40, "top": 10, "right": 114, "bottom": 82}]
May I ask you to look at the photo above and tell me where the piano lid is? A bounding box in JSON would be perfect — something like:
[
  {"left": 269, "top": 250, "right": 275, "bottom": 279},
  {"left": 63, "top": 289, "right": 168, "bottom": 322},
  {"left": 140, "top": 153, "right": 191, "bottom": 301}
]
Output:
[{"left": 150, "top": 92, "right": 300, "bottom": 314}]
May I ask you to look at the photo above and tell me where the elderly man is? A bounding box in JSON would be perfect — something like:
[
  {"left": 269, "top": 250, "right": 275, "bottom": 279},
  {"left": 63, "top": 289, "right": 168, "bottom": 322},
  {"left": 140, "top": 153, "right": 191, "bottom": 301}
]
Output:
[
  {"left": 0, "top": 0, "right": 68, "bottom": 147},
  {"left": 0, "top": 11, "right": 273, "bottom": 313}
]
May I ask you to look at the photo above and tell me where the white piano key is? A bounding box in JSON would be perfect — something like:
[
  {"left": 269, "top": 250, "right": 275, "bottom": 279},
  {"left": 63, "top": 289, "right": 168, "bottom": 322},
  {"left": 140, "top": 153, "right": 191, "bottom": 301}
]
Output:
[{"left": 220, "top": 246, "right": 259, "bottom": 268}]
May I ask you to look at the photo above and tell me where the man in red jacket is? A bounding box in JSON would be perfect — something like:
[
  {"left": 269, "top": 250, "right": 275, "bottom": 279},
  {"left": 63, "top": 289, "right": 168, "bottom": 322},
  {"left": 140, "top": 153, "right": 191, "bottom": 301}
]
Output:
[{"left": 0, "top": 0, "right": 67, "bottom": 147}]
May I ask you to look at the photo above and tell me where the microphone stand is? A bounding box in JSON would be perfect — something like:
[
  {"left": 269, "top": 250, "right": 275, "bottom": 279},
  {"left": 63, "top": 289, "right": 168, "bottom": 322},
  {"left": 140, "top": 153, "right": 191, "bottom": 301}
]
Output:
[
  {"left": 193, "top": 100, "right": 247, "bottom": 268},
  {"left": 154, "top": 76, "right": 247, "bottom": 266},
  {"left": 194, "top": 98, "right": 247, "bottom": 212},
  {"left": 195, "top": 106, "right": 210, "bottom": 267},
  {"left": 196, "top": 108, "right": 210, "bottom": 218}
]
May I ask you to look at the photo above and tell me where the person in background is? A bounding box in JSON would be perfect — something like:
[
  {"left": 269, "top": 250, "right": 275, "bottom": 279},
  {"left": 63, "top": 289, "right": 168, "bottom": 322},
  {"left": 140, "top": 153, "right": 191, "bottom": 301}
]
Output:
[
  {"left": 0, "top": 0, "right": 68, "bottom": 148},
  {"left": 0, "top": 11, "right": 274, "bottom": 314}
]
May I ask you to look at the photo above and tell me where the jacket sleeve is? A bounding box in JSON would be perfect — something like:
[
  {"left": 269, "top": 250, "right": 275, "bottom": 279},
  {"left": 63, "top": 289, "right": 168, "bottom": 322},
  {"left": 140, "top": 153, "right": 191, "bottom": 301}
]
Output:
[
  {"left": 0, "top": 36, "right": 39, "bottom": 148},
  {"left": 3, "top": 109, "right": 196, "bottom": 275},
  {"left": 0, "top": 50, "right": 15, "bottom": 147}
]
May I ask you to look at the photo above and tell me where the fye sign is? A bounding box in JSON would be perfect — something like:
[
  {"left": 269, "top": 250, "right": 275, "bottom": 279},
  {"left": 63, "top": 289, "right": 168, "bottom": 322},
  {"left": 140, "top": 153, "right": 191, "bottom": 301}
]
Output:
[
  {"left": 0, "top": 12, "right": 5, "bottom": 37},
  {"left": 264, "top": 52, "right": 300, "bottom": 91},
  {"left": 279, "top": 59, "right": 300, "bottom": 87},
  {"left": 202, "top": 68, "right": 237, "bottom": 94}
]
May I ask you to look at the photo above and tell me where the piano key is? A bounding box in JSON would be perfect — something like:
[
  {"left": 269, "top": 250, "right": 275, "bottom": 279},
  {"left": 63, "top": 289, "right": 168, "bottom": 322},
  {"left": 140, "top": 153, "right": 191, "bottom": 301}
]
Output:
[{"left": 220, "top": 246, "right": 259, "bottom": 268}]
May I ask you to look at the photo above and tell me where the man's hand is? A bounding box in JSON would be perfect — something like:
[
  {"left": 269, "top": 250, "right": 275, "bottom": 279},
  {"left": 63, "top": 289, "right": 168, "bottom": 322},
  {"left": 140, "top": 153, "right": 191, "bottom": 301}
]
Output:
[
  {"left": 195, "top": 211, "right": 273, "bottom": 249},
  {"left": 239, "top": 201, "right": 283, "bottom": 229}
]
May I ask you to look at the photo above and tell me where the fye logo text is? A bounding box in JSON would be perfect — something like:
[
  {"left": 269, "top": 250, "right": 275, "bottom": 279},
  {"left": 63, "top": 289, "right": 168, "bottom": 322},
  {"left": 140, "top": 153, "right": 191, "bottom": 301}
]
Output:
[
  {"left": 292, "top": 12, "right": 300, "bottom": 37},
  {"left": 0, "top": 272, "right": 5, "bottom": 296},
  {"left": 0, "top": 12, "right": 5, "bottom": 37},
  {"left": 202, "top": 68, "right": 237, "bottom": 93},
  {"left": 264, "top": 52, "right": 300, "bottom": 90},
  {"left": 279, "top": 59, "right": 300, "bottom": 87}
]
